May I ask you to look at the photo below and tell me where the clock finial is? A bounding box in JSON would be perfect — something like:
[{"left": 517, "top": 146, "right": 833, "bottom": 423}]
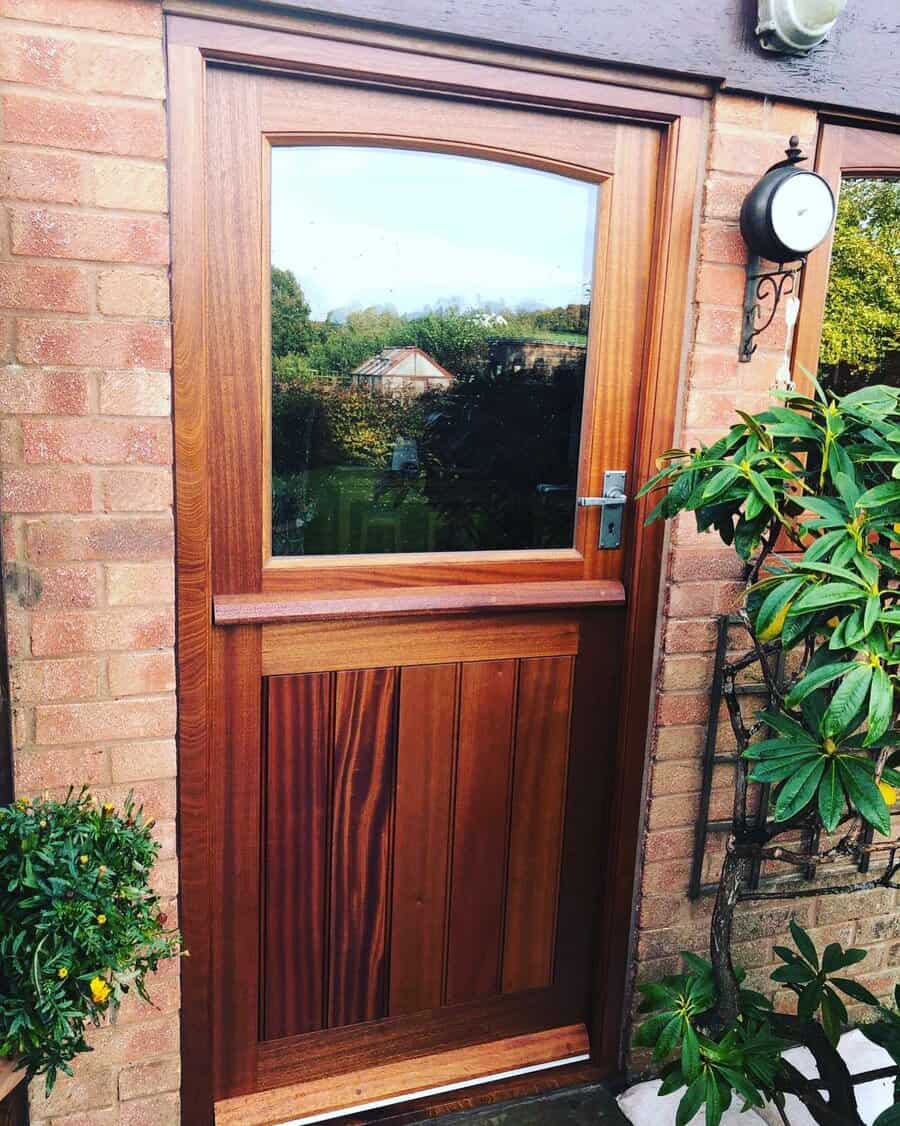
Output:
[{"left": 785, "top": 136, "right": 805, "bottom": 164}]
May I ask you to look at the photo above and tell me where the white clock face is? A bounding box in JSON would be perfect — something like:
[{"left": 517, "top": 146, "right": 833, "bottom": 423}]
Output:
[{"left": 770, "top": 172, "right": 835, "bottom": 254}]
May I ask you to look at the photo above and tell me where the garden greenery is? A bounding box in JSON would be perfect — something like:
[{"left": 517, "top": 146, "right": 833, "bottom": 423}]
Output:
[
  {"left": 0, "top": 789, "right": 181, "bottom": 1094},
  {"left": 635, "top": 379, "right": 900, "bottom": 1126}
]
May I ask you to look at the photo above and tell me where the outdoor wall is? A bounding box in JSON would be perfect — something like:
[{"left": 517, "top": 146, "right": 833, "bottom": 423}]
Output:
[
  {"left": 0, "top": 1, "right": 179, "bottom": 1123},
  {"left": 630, "top": 90, "right": 900, "bottom": 1063}
]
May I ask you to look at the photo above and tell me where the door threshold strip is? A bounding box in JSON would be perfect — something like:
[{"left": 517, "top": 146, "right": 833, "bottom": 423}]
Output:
[
  {"left": 214, "top": 1024, "right": 591, "bottom": 1126},
  {"left": 278, "top": 1053, "right": 591, "bottom": 1125}
]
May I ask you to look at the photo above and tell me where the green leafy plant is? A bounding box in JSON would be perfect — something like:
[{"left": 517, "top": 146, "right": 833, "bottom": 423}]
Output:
[
  {"left": 635, "top": 380, "right": 900, "bottom": 1125},
  {"left": 0, "top": 789, "right": 181, "bottom": 1094}
]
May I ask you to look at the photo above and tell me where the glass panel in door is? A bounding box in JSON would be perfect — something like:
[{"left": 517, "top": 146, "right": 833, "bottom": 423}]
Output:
[{"left": 269, "top": 145, "right": 600, "bottom": 556}]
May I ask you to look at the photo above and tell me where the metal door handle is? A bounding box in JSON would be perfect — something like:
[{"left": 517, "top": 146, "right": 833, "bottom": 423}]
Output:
[{"left": 578, "top": 470, "right": 627, "bottom": 548}]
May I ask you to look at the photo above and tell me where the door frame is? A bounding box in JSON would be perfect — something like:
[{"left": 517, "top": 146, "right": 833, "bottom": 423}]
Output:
[{"left": 166, "top": 14, "right": 706, "bottom": 1122}]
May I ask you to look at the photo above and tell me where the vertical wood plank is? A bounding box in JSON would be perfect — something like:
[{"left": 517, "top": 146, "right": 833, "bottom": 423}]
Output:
[
  {"left": 206, "top": 66, "right": 263, "bottom": 594},
  {"left": 210, "top": 625, "right": 262, "bottom": 1098},
  {"left": 263, "top": 674, "right": 331, "bottom": 1040},
  {"left": 389, "top": 664, "right": 458, "bottom": 1016},
  {"left": 328, "top": 668, "right": 397, "bottom": 1028},
  {"left": 445, "top": 660, "right": 516, "bottom": 1005},
  {"left": 502, "top": 656, "right": 574, "bottom": 993}
]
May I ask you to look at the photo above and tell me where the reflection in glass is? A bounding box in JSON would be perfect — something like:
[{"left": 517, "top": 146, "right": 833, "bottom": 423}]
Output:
[
  {"left": 819, "top": 178, "right": 900, "bottom": 394},
  {"left": 270, "top": 146, "right": 598, "bottom": 556}
]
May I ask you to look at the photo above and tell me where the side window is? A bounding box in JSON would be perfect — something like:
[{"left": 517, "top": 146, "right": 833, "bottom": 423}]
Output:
[{"left": 818, "top": 177, "right": 900, "bottom": 393}]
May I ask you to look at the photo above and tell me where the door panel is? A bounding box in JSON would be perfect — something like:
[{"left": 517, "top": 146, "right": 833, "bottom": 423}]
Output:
[{"left": 170, "top": 25, "right": 692, "bottom": 1120}]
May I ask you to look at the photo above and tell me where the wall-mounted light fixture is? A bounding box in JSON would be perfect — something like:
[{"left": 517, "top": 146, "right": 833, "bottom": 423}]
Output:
[
  {"left": 738, "top": 137, "right": 836, "bottom": 363},
  {"left": 757, "top": 0, "right": 847, "bottom": 55}
]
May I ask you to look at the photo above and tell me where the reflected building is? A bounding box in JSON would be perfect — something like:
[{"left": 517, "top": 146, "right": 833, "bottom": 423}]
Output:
[{"left": 351, "top": 346, "right": 455, "bottom": 394}]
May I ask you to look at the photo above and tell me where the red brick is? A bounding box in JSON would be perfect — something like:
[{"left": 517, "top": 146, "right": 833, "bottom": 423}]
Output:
[
  {"left": 644, "top": 827, "right": 696, "bottom": 862},
  {"left": 695, "top": 261, "right": 746, "bottom": 309},
  {"left": 0, "top": 366, "right": 89, "bottom": 415},
  {"left": 713, "top": 94, "right": 767, "bottom": 129},
  {"left": 22, "top": 418, "right": 172, "bottom": 464},
  {"left": 0, "top": 419, "right": 20, "bottom": 462},
  {"left": 694, "top": 304, "right": 743, "bottom": 347},
  {"left": 42, "top": 1109, "right": 118, "bottom": 1126},
  {"left": 4, "top": 562, "right": 99, "bottom": 609},
  {"left": 704, "top": 172, "right": 757, "bottom": 222},
  {"left": 0, "top": 0, "right": 162, "bottom": 36},
  {"left": 710, "top": 131, "right": 790, "bottom": 177},
  {"left": 88, "top": 1014, "right": 179, "bottom": 1063},
  {"left": 660, "top": 655, "right": 713, "bottom": 692},
  {"left": 2, "top": 94, "right": 165, "bottom": 159},
  {"left": 671, "top": 548, "right": 743, "bottom": 582},
  {"left": 0, "top": 147, "right": 81, "bottom": 204},
  {"left": 99, "top": 371, "right": 170, "bottom": 416},
  {"left": 664, "top": 618, "right": 719, "bottom": 654},
  {"left": 108, "top": 651, "right": 175, "bottom": 697},
  {"left": 79, "top": 42, "right": 164, "bottom": 101},
  {"left": 117, "top": 1092, "right": 178, "bottom": 1126},
  {"left": 34, "top": 695, "right": 176, "bottom": 746},
  {"left": 30, "top": 607, "right": 174, "bottom": 656},
  {"left": 640, "top": 857, "right": 693, "bottom": 894},
  {"left": 98, "top": 777, "right": 177, "bottom": 825},
  {"left": 699, "top": 222, "right": 748, "bottom": 267},
  {"left": 87, "top": 158, "right": 167, "bottom": 213},
  {"left": 37, "top": 1057, "right": 116, "bottom": 1118},
  {"left": 2, "top": 468, "right": 92, "bottom": 513},
  {"left": 654, "top": 724, "right": 706, "bottom": 761},
  {"left": 649, "top": 758, "right": 703, "bottom": 797},
  {"left": 109, "top": 737, "right": 176, "bottom": 782},
  {"left": 0, "top": 263, "right": 89, "bottom": 313},
  {"left": 105, "top": 561, "right": 173, "bottom": 606},
  {"left": 97, "top": 270, "right": 169, "bottom": 318},
  {"left": 101, "top": 468, "right": 172, "bottom": 512},
  {"left": 668, "top": 580, "right": 743, "bottom": 619},
  {"left": 10, "top": 207, "right": 167, "bottom": 266},
  {"left": 656, "top": 691, "right": 710, "bottom": 727},
  {"left": 118, "top": 1055, "right": 179, "bottom": 1102},
  {"left": 17, "top": 319, "right": 170, "bottom": 370},
  {"left": 10, "top": 656, "right": 101, "bottom": 702},
  {"left": 689, "top": 345, "right": 741, "bottom": 388},
  {"left": 0, "top": 30, "right": 75, "bottom": 87},
  {"left": 25, "top": 515, "right": 173, "bottom": 562}
]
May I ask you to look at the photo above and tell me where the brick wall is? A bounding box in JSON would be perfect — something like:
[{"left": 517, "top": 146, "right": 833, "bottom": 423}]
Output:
[
  {"left": 631, "top": 92, "right": 900, "bottom": 1064},
  {"left": 0, "top": 1, "right": 180, "bottom": 1123}
]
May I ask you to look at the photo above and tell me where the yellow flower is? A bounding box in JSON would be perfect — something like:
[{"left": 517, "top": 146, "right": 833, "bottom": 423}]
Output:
[
  {"left": 79, "top": 854, "right": 89, "bottom": 865},
  {"left": 57, "top": 967, "right": 68, "bottom": 980},
  {"left": 89, "top": 977, "right": 111, "bottom": 1004},
  {"left": 823, "top": 738, "right": 838, "bottom": 756},
  {"left": 96, "top": 914, "right": 107, "bottom": 925},
  {"left": 102, "top": 802, "right": 114, "bottom": 816},
  {"left": 878, "top": 781, "right": 897, "bottom": 807},
  {"left": 826, "top": 615, "right": 841, "bottom": 629}
]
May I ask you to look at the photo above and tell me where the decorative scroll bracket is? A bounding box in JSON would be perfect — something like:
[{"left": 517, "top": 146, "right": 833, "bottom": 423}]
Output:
[{"left": 739, "top": 254, "right": 805, "bottom": 363}]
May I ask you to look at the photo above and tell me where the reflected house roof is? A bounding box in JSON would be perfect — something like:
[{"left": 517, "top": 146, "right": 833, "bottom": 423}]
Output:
[{"left": 352, "top": 346, "right": 454, "bottom": 387}]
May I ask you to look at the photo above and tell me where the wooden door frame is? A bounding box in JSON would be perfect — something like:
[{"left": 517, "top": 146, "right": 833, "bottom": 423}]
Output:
[{"left": 167, "top": 14, "right": 706, "bottom": 1122}]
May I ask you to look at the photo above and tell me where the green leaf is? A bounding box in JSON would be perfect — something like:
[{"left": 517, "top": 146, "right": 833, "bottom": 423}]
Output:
[
  {"left": 784, "top": 661, "right": 857, "bottom": 709},
  {"left": 790, "top": 919, "right": 819, "bottom": 968},
  {"left": 821, "top": 988, "right": 842, "bottom": 1045},
  {"left": 748, "top": 752, "right": 821, "bottom": 784},
  {"left": 839, "top": 761, "right": 892, "bottom": 835},
  {"left": 817, "top": 762, "right": 844, "bottom": 832},
  {"left": 702, "top": 467, "right": 741, "bottom": 501},
  {"left": 676, "top": 1074, "right": 706, "bottom": 1126},
  {"left": 797, "top": 977, "right": 824, "bottom": 1019},
  {"left": 681, "top": 1020, "right": 700, "bottom": 1082},
  {"left": 864, "top": 664, "right": 894, "bottom": 746},
  {"left": 774, "top": 758, "right": 825, "bottom": 821},
  {"left": 857, "top": 480, "right": 900, "bottom": 509},
  {"left": 754, "top": 576, "right": 806, "bottom": 641},
  {"left": 821, "top": 663, "right": 873, "bottom": 739},
  {"left": 791, "top": 582, "right": 866, "bottom": 613},
  {"left": 873, "top": 1106, "right": 900, "bottom": 1126},
  {"left": 653, "top": 1014, "right": 684, "bottom": 1063},
  {"left": 831, "top": 977, "right": 881, "bottom": 1006}
]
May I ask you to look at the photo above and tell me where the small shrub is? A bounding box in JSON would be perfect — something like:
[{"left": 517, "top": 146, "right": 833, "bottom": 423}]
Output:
[{"left": 0, "top": 788, "right": 181, "bottom": 1094}]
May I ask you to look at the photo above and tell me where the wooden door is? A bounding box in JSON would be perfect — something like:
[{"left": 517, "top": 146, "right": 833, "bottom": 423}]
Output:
[{"left": 168, "top": 17, "right": 704, "bottom": 1125}]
